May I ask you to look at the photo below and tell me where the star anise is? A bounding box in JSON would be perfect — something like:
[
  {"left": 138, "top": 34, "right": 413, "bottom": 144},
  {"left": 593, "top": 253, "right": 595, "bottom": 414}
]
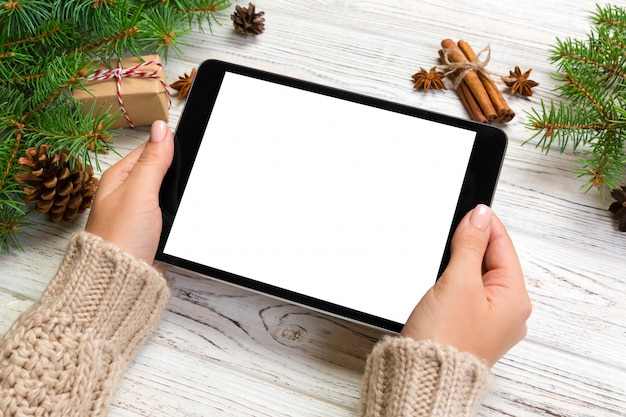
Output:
[
  {"left": 411, "top": 67, "right": 447, "bottom": 92},
  {"left": 609, "top": 185, "right": 626, "bottom": 232},
  {"left": 503, "top": 66, "right": 539, "bottom": 96},
  {"left": 170, "top": 67, "right": 196, "bottom": 100}
]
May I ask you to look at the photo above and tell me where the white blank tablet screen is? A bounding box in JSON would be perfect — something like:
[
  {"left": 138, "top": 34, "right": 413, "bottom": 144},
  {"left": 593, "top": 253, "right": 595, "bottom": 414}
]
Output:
[{"left": 163, "top": 72, "right": 476, "bottom": 325}]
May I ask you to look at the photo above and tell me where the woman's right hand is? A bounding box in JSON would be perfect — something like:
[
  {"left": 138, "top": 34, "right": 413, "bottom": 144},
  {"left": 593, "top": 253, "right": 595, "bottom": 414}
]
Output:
[{"left": 401, "top": 204, "right": 532, "bottom": 367}]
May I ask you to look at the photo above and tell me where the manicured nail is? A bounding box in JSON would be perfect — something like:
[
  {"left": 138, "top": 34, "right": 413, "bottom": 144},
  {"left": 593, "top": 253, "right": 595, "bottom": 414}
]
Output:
[
  {"left": 470, "top": 204, "right": 492, "bottom": 230},
  {"left": 150, "top": 120, "right": 167, "bottom": 143}
]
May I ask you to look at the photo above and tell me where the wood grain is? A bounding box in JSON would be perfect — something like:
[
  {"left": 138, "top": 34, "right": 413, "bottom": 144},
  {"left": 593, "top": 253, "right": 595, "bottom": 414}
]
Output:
[{"left": 1, "top": 0, "right": 625, "bottom": 416}]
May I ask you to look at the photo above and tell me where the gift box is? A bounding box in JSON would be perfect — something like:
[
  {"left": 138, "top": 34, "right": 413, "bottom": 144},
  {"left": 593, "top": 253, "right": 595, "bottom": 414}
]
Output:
[{"left": 73, "top": 55, "right": 170, "bottom": 129}]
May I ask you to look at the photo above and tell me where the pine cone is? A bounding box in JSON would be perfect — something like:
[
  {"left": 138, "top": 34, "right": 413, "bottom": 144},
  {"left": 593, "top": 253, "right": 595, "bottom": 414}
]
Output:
[
  {"left": 16, "top": 145, "right": 99, "bottom": 222},
  {"left": 231, "top": 3, "right": 265, "bottom": 36},
  {"left": 609, "top": 185, "right": 626, "bottom": 232}
]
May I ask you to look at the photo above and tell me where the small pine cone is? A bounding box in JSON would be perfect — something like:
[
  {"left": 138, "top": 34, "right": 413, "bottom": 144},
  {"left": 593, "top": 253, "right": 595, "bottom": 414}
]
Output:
[
  {"left": 231, "top": 3, "right": 265, "bottom": 36},
  {"left": 609, "top": 185, "right": 626, "bottom": 232},
  {"left": 16, "top": 145, "right": 99, "bottom": 222}
]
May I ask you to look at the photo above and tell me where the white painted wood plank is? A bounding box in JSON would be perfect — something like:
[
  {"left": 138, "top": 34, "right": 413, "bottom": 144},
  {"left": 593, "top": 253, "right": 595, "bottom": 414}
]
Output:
[{"left": 1, "top": 0, "right": 625, "bottom": 416}]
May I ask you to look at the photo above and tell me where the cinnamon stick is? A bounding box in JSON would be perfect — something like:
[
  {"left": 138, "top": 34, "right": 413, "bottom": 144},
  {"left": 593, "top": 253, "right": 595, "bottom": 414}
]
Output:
[
  {"left": 457, "top": 40, "right": 515, "bottom": 122},
  {"left": 448, "top": 71, "right": 488, "bottom": 123},
  {"left": 477, "top": 72, "right": 514, "bottom": 122},
  {"left": 440, "top": 38, "right": 497, "bottom": 121}
]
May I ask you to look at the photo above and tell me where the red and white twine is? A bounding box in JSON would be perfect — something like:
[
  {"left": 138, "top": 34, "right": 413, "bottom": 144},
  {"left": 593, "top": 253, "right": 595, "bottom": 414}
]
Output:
[{"left": 87, "top": 60, "right": 171, "bottom": 128}]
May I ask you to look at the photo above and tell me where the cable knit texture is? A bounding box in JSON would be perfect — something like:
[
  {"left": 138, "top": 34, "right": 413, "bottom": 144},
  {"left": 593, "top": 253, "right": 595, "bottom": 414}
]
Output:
[
  {"left": 359, "top": 336, "right": 491, "bottom": 417},
  {"left": 0, "top": 232, "right": 171, "bottom": 417}
]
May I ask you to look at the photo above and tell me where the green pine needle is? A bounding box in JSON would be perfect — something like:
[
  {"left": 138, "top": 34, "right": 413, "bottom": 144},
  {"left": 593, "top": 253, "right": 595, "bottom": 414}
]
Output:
[
  {"left": 525, "top": 3, "right": 626, "bottom": 194},
  {"left": 0, "top": 0, "right": 232, "bottom": 252},
  {"left": 138, "top": 6, "right": 192, "bottom": 60}
]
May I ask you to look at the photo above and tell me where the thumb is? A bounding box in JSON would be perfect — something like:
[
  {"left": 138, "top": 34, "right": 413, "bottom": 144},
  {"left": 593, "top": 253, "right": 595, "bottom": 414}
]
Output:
[
  {"left": 443, "top": 204, "right": 493, "bottom": 281},
  {"left": 126, "top": 120, "right": 174, "bottom": 194}
]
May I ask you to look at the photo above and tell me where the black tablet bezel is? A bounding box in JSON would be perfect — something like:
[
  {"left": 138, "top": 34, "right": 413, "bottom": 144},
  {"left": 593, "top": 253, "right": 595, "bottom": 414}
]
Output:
[{"left": 156, "top": 59, "right": 507, "bottom": 332}]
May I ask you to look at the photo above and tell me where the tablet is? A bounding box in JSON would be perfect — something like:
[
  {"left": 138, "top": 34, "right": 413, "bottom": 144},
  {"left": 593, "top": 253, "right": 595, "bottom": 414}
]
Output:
[{"left": 156, "top": 59, "right": 507, "bottom": 332}]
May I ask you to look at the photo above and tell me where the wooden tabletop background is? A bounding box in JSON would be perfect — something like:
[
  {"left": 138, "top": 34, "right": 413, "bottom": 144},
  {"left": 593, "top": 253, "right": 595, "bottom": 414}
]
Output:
[{"left": 1, "top": 0, "right": 625, "bottom": 415}]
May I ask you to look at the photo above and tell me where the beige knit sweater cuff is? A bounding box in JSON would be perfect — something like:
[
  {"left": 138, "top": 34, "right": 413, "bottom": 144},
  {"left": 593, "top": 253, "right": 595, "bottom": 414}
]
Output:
[
  {"left": 0, "top": 231, "right": 172, "bottom": 417},
  {"left": 359, "top": 336, "right": 491, "bottom": 417}
]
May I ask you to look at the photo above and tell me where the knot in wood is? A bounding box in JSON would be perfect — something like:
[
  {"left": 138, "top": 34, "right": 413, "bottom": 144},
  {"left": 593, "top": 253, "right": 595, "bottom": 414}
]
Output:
[{"left": 278, "top": 325, "right": 306, "bottom": 343}]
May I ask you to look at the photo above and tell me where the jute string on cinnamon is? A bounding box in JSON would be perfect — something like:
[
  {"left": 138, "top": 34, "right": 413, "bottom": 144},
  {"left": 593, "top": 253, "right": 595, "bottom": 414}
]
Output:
[
  {"left": 439, "top": 44, "right": 492, "bottom": 89},
  {"left": 87, "top": 60, "right": 172, "bottom": 128},
  {"left": 438, "top": 39, "right": 514, "bottom": 123}
]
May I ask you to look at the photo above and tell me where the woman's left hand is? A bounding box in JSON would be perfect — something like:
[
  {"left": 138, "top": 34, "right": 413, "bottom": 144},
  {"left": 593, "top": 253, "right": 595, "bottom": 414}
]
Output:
[{"left": 85, "top": 120, "right": 175, "bottom": 264}]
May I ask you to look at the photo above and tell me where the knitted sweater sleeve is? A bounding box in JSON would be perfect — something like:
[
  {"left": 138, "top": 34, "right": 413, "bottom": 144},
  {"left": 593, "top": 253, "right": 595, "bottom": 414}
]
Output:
[
  {"left": 0, "top": 231, "right": 172, "bottom": 417},
  {"left": 358, "top": 336, "right": 491, "bottom": 417}
]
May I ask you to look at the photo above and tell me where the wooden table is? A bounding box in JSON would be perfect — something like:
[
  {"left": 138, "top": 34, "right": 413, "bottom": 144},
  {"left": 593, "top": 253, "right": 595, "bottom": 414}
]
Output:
[{"left": 1, "top": 1, "right": 625, "bottom": 415}]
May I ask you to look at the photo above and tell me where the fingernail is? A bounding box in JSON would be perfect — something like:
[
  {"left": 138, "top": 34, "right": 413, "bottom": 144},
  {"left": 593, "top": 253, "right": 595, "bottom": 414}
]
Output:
[
  {"left": 150, "top": 120, "right": 167, "bottom": 143},
  {"left": 470, "top": 204, "right": 492, "bottom": 230}
]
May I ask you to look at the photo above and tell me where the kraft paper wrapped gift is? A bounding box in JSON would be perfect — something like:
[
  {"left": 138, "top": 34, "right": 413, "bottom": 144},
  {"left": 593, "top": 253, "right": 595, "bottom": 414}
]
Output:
[{"left": 73, "top": 55, "right": 170, "bottom": 129}]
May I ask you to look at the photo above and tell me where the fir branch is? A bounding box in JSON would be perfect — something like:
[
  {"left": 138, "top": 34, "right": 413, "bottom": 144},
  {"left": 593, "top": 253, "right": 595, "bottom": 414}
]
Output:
[
  {"left": 0, "top": 95, "right": 27, "bottom": 197},
  {"left": 24, "top": 53, "right": 91, "bottom": 118},
  {"left": 26, "top": 101, "right": 119, "bottom": 170},
  {"left": 575, "top": 127, "right": 626, "bottom": 193},
  {"left": 77, "top": 2, "right": 144, "bottom": 59},
  {"left": 0, "top": 0, "right": 52, "bottom": 40},
  {"left": 550, "top": 36, "right": 625, "bottom": 82},
  {"left": 138, "top": 6, "right": 192, "bottom": 60},
  {"left": 525, "top": 3, "right": 626, "bottom": 194},
  {"left": 0, "top": 0, "right": 233, "bottom": 251},
  {"left": 558, "top": 71, "right": 613, "bottom": 120},
  {"left": 0, "top": 129, "right": 26, "bottom": 241},
  {"left": 52, "top": 0, "right": 116, "bottom": 27},
  {"left": 592, "top": 3, "right": 626, "bottom": 31},
  {"left": 3, "top": 22, "right": 62, "bottom": 48},
  {"left": 0, "top": 51, "right": 33, "bottom": 82},
  {"left": 524, "top": 99, "right": 606, "bottom": 152},
  {"left": 0, "top": 134, "right": 23, "bottom": 201},
  {"left": 0, "top": 206, "right": 32, "bottom": 252},
  {"left": 77, "top": 25, "right": 141, "bottom": 59},
  {"left": 174, "top": 0, "right": 232, "bottom": 31}
]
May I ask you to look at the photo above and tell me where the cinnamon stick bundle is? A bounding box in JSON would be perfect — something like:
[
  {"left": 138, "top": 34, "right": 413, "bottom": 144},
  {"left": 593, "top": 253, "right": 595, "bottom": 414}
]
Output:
[{"left": 439, "top": 39, "right": 514, "bottom": 123}]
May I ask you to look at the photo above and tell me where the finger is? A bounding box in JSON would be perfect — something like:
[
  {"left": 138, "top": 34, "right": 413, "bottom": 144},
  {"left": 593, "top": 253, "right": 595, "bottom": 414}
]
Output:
[
  {"left": 482, "top": 215, "right": 531, "bottom": 323},
  {"left": 482, "top": 213, "right": 525, "bottom": 292},
  {"left": 94, "top": 142, "right": 147, "bottom": 201},
  {"left": 443, "top": 204, "right": 493, "bottom": 281},
  {"left": 483, "top": 213, "right": 518, "bottom": 270},
  {"left": 124, "top": 120, "right": 175, "bottom": 195}
]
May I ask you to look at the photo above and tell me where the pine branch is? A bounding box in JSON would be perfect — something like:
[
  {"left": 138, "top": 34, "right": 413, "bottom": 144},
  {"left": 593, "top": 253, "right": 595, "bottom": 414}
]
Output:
[
  {"left": 524, "top": 99, "right": 606, "bottom": 152},
  {"left": 138, "top": 6, "right": 192, "bottom": 60},
  {"left": 25, "top": 54, "right": 90, "bottom": 118},
  {"left": 78, "top": 26, "right": 141, "bottom": 59},
  {"left": 525, "top": 3, "right": 626, "bottom": 194},
  {"left": 0, "top": 51, "right": 32, "bottom": 82},
  {"left": 0, "top": 206, "right": 32, "bottom": 252},
  {"left": 26, "top": 101, "right": 119, "bottom": 170},
  {"left": 0, "top": 129, "right": 27, "bottom": 251},
  {"left": 575, "top": 126, "right": 626, "bottom": 194},
  {"left": 0, "top": 95, "right": 27, "bottom": 201},
  {"left": 52, "top": 0, "right": 120, "bottom": 28},
  {"left": 592, "top": 3, "right": 626, "bottom": 31},
  {"left": 77, "top": 2, "right": 144, "bottom": 59},
  {"left": 0, "top": 0, "right": 52, "bottom": 39},
  {"left": 0, "top": 0, "right": 232, "bottom": 252},
  {"left": 0, "top": 134, "right": 25, "bottom": 211},
  {"left": 3, "top": 22, "right": 63, "bottom": 49},
  {"left": 174, "top": 0, "right": 232, "bottom": 31}
]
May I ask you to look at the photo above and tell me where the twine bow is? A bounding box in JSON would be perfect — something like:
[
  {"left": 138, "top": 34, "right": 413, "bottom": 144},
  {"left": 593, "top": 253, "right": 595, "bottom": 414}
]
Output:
[
  {"left": 87, "top": 60, "right": 171, "bottom": 128},
  {"left": 438, "top": 44, "right": 493, "bottom": 89}
]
